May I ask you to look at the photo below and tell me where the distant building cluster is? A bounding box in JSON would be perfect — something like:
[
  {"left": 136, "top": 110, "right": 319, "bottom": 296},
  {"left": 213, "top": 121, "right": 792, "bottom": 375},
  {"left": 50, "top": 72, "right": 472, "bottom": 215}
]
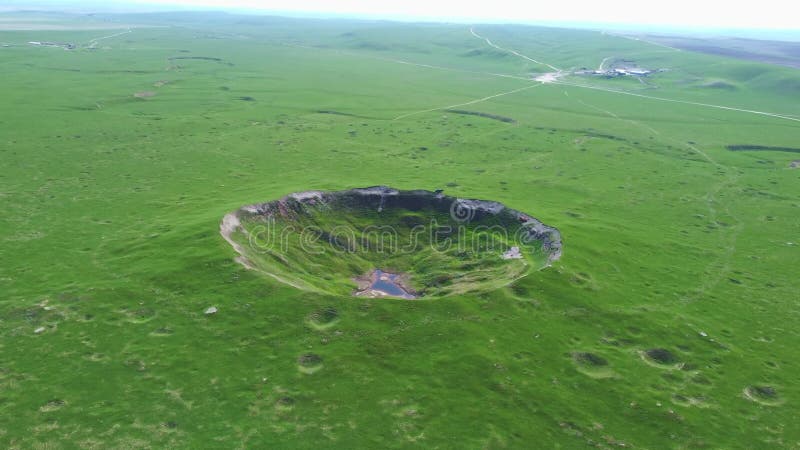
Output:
[
  {"left": 573, "top": 59, "right": 665, "bottom": 79},
  {"left": 574, "top": 67, "right": 656, "bottom": 77},
  {"left": 609, "top": 67, "right": 652, "bottom": 76},
  {"left": 28, "top": 41, "right": 75, "bottom": 50}
]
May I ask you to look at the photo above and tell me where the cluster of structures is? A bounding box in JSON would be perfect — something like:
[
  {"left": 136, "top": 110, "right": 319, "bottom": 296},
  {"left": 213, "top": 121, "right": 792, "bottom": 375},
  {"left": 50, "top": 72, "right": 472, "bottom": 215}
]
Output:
[
  {"left": 597, "top": 67, "right": 652, "bottom": 76},
  {"left": 574, "top": 66, "right": 655, "bottom": 77},
  {"left": 573, "top": 59, "right": 664, "bottom": 79},
  {"left": 27, "top": 41, "right": 75, "bottom": 50}
]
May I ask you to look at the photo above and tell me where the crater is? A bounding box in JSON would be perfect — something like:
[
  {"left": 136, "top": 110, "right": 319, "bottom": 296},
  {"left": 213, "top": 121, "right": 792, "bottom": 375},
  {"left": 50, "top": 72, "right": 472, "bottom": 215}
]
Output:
[
  {"left": 307, "top": 307, "right": 339, "bottom": 330},
  {"left": 125, "top": 307, "right": 156, "bottom": 323},
  {"left": 275, "top": 396, "right": 296, "bottom": 411},
  {"left": 297, "top": 353, "right": 323, "bottom": 374},
  {"left": 221, "top": 187, "right": 561, "bottom": 298},
  {"left": 743, "top": 385, "right": 783, "bottom": 406},
  {"left": 571, "top": 351, "right": 615, "bottom": 379},
  {"left": 573, "top": 352, "right": 608, "bottom": 367},
  {"left": 641, "top": 348, "right": 682, "bottom": 368}
]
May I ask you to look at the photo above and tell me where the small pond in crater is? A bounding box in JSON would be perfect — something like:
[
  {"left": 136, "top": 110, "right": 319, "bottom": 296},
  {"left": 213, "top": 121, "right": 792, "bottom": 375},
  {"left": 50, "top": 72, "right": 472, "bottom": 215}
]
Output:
[{"left": 355, "top": 269, "right": 417, "bottom": 299}]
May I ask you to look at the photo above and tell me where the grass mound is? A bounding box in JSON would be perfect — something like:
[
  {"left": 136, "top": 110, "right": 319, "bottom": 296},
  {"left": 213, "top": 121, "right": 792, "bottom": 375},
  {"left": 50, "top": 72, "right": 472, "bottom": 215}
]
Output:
[
  {"left": 698, "top": 80, "right": 737, "bottom": 90},
  {"left": 222, "top": 187, "right": 562, "bottom": 298}
]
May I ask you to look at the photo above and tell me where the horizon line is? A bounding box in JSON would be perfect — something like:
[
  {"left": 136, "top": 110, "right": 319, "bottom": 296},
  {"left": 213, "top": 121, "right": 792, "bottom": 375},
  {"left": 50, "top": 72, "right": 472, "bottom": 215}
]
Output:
[{"left": 2, "top": 4, "right": 800, "bottom": 35}]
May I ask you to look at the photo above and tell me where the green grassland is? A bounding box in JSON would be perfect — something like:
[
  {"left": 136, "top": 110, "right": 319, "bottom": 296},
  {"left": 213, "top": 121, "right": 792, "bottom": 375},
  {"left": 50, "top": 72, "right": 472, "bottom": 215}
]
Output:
[{"left": 1, "top": 11, "right": 799, "bottom": 448}]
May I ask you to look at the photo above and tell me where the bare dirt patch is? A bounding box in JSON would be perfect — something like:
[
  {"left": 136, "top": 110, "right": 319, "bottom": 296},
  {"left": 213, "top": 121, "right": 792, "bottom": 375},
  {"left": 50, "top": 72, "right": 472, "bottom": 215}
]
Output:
[
  {"left": 39, "top": 399, "right": 67, "bottom": 412},
  {"left": 535, "top": 72, "right": 564, "bottom": 83},
  {"left": 133, "top": 91, "right": 156, "bottom": 98}
]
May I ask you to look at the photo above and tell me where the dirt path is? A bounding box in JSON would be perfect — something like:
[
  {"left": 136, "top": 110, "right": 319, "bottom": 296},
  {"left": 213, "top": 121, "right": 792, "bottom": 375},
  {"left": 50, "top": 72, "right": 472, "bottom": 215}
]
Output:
[
  {"left": 283, "top": 42, "right": 531, "bottom": 81},
  {"left": 392, "top": 83, "right": 541, "bottom": 121},
  {"left": 87, "top": 29, "right": 131, "bottom": 49},
  {"left": 604, "top": 32, "right": 682, "bottom": 52},
  {"left": 682, "top": 143, "right": 742, "bottom": 301},
  {"left": 284, "top": 37, "right": 800, "bottom": 125},
  {"left": 570, "top": 92, "right": 742, "bottom": 302},
  {"left": 470, "top": 27, "right": 561, "bottom": 72},
  {"left": 555, "top": 80, "right": 800, "bottom": 123},
  {"left": 598, "top": 57, "right": 611, "bottom": 71},
  {"left": 219, "top": 213, "right": 311, "bottom": 291},
  {"left": 576, "top": 99, "right": 661, "bottom": 135}
]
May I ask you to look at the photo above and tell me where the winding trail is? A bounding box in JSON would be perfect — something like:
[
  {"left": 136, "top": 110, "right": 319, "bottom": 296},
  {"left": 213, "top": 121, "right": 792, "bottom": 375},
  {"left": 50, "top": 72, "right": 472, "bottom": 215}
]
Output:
[
  {"left": 570, "top": 92, "right": 743, "bottom": 301},
  {"left": 392, "top": 83, "right": 541, "bottom": 121},
  {"left": 379, "top": 54, "right": 530, "bottom": 81},
  {"left": 470, "top": 27, "right": 561, "bottom": 72},
  {"left": 554, "top": 80, "right": 800, "bottom": 123},
  {"left": 469, "top": 28, "right": 798, "bottom": 123},
  {"left": 604, "top": 32, "right": 682, "bottom": 52},
  {"left": 219, "top": 213, "right": 312, "bottom": 291},
  {"left": 576, "top": 99, "right": 661, "bottom": 135},
  {"left": 87, "top": 29, "right": 132, "bottom": 49},
  {"left": 282, "top": 42, "right": 530, "bottom": 81},
  {"left": 284, "top": 41, "right": 542, "bottom": 121},
  {"left": 284, "top": 33, "right": 799, "bottom": 125}
]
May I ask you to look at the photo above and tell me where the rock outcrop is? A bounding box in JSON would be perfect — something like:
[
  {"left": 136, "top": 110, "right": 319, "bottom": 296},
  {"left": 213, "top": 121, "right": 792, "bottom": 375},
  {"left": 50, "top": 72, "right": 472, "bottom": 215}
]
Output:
[{"left": 232, "top": 186, "right": 562, "bottom": 262}]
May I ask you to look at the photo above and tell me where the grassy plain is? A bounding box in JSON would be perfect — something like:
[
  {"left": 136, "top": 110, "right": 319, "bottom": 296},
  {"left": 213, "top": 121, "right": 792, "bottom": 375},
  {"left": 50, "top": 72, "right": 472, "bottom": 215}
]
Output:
[{"left": 1, "top": 11, "right": 799, "bottom": 448}]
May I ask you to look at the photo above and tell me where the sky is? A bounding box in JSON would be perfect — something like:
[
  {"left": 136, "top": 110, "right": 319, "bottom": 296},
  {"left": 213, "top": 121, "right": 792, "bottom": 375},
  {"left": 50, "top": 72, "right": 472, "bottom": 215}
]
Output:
[
  {"left": 5, "top": 0, "right": 799, "bottom": 30},
  {"left": 133, "top": 0, "right": 797, "bottom": 29}
]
